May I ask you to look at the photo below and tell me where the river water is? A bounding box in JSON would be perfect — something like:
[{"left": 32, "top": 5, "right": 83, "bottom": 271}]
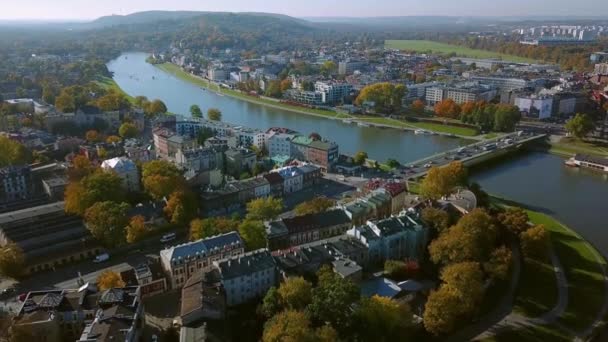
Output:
[{"left": 108, "top": 52, "right": 608, "bottom": 256}]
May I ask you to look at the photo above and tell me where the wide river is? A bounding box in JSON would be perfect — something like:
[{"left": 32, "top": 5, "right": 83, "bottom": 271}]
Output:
[{"left": 108, "top": 52, "right": 608, "bottom": 256}]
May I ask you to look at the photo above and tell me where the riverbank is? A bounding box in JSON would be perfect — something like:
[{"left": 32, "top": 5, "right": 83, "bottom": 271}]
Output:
[
  {"left": 96, "top": 76, "right": 136, "bottom": 103},
  {"left": 547, "top": 136, "right": 608, "bottom": 158},
  {"left": 155, "top": 62, "right": 483, "bottom": 139}
]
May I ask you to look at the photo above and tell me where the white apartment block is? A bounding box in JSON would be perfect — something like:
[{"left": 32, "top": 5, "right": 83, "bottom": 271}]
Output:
[{"left": 101, "top": 157, "right": 140, "bottom": 192}]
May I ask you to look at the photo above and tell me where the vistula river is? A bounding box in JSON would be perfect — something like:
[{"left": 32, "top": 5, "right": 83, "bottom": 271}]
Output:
[{"left": 108, "top": 52, "right": 608, "bottom": 256}]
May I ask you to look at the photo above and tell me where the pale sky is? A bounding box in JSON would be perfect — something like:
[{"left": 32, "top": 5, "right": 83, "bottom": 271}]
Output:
[{"left": 1, "top": 0, "right": 606, "bottom": 20}]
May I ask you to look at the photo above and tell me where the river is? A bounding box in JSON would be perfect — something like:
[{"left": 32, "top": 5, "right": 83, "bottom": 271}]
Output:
[{"left": 108, "top": 52, "right": 608, "bottom": 256}]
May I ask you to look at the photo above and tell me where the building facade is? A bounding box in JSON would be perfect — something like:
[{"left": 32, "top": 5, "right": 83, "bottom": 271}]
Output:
[{"left": 101, "top": 157, "right": 140, "bottom": 192}]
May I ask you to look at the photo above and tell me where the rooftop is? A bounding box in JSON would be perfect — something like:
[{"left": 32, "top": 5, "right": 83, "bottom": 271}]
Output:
[
  {"left": 161, "top": 232, "right": 243, "bottom": 264},
  {"left": 215, "top": 248, "right": 275, "bottom": 280}
]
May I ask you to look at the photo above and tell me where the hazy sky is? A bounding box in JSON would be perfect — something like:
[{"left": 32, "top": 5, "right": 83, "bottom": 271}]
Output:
[{"left": 2, "top": 0, "right": 606, "bottom": 20}]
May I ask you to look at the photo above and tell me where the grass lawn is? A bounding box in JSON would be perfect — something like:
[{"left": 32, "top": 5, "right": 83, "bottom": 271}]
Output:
[
  {"left": 527, "top": 211, "right": 607, "bottom": 332},
  {"left": 95, "top": 76, "right": 136, "bottom": 103},
  {"left": 357, "top": 116, "right": 479, "bottom": 136},
  {"left": 513, "top": 257, "right": 558, "bottom": 317},
  {"left": 156, "top": 63, "right": 350, "bottom": 119},
  {"left": 385, "top": 40, "right": 536, "bottom": 63},
  {"left": 549, "top": 137, "right": 608, "bottom": 157}
]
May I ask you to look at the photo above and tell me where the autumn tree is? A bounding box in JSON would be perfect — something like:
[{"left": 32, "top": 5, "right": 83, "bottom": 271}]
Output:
[
  {"left": 420, "top": 161, "right": 467, "bottom": 200},
  {"left": 142, "top": 160, "right": 184, "bottom": 199},
  {"left": 144, "top": 99, "right": 168, "bottom": 117},
  {"left": 355, "top": 82, "right": 407, "bottom": 114},
  {"left": 423, "top": 286, "right": 463, "bottom": 335},
  {"left": 106, "top": 135, "right": 122, "bottom": 144},
  {"left": 411, "top": 99, "right": 425, "bottom": 114},
  {"left": 421, "top": 207, "right": 451, "bottom": 233},
  {"left": 0, "top": 136, "right": 31, "bottom": 167},
  {"left": 294, "top": 197, "right": 335, "bottom": 216},
  {"left": 484, "top": 246, "right": 513, "bottom": 281},
  {"left": 246, "top": 197, "right": 283, "bottom": 221},
  {"left": 429, "top": 208, "right": 497, "bottom": 265},
  {"left": 277, "top": 276, "right": 313, "bottom": 311},
  {"left": 279, "top": 79, "right": 292, "bottom": 92},
  {"left": 498, "top": 207, "right": 530, "bottom": 236},
  {"left": 353, "top": 151, "right": 368, "bottom": 165},
  {"left": 97, "top": 270, "right": 126, "bottom": 290},
  {"left": 320, "top": 60, "right": 337, "bottom": 76},
  {"left": 207, "top": 108, "right": 222, "bottom": 121},
  {"left": 565, "top": 113, "right": 594, "bottom": 139},
  {"left": 0, "top": 243, "right": 25, "bottom": 278},
  {"left": 440, "top": 262, "right": 485, "bottom": 314},
  {"left": 520, "top": 224, "right": 550, "bottom": 261},
  {"left": 434, "top": 99, "right": 461, "bottom": 119},
  {"left": 164, "top": 191, "right": 199, "bottom": 226},
  {"left": 85, "top": 130, "right": 102, "bottom": 143},
  {"left": 238, "top": 220, "right": 267, "bottom": 250},
  {"left": 262, "top": 310, "right": 315, "bottom": 342},
  {"left": 190, "top": 104, "right": 203, "bottom": 118},
  {"left": 309, "top": 265, "right": 360, "bottom": 333},
  {"left": 190, "top": 217, "right": 238, "bottom": 240},
  {"left": 354, "top": 295, "right": 414, "bottom": 342},
  {"left": 84, "top": 201, "right": 130, "bottom": 247},
  {"left": 65, "top": 171, "right": 125, "bottom": 215},
  {"left": 264, "top": 80, "right": 282, "bottom": 98},
  {"left": 96, "top": 89, "right": 131, "bottom": 112},
  {"left": 126, "top": 215, "right": 148, "bottom": 244},
  {"left": 54, "top": 92, "right": 75, "bottom": 113},
  {"left": 118, "top": 122, "right": 138, "bottom": 139}
]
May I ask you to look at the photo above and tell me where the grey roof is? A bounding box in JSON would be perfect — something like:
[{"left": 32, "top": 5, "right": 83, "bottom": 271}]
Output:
[
  {"left": 216, "top": 249, "right": 275, "bottom": 280},
  {"left": 161, "top": 232, "right": 243, "bottom": 263},
  {"left": 0, "top": 202, "right": 65, "bottom": 225}
]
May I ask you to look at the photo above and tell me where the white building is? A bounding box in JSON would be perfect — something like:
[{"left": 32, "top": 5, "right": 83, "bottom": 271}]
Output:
[
  {"left": 268, "top": 133, "right": 295, "bottom": 158},
  {"left": 273, "top": 166, "right": 303, "bottom": 194},
  {"left": 160, "top": 232, "right": 245, "bottom": 289},
  {"left": 208, "top": 67, "right": 227, "bottom": 81},
  {"left": 595, "top": 63, "right": 608, "bottom": 74},
  {"left": 101, "top": 157, "right": 140, "bottom": 192},
  {"left": 514, "top": 95, "right": 554, "bottom": 119},
  {"left": 213, "top": 249, "right": 277, "bottom": 306},
  {"left": 315, "top": 81, "right": 353, "bottom": 105}
]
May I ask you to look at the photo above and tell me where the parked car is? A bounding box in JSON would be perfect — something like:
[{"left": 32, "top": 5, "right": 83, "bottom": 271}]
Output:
[
  {"left": 93, "top": 253, "right": 110, "bottom": 263},
  {"left": 160, "top": 233, "right": 176, "bottom": 243}
]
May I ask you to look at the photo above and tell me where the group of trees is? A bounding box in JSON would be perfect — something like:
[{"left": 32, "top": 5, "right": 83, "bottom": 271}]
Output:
[
  {"left": 565, "top": 113, "right": 595, "bottom": 139},
  {"left": 0, "top": 136, "right": 32, "bottom": 167},
  {"left": 499, "top": 207, "right": 550, "bottom": 261},
  {"left": 294, "top": 197, "right": 335, "bottom": 216},
  {"left": 189, "top": 104, "right": 222, "bottom": 121},
  {"left": 134, "top": 96, "right": 168, "bottom": 117},
  {"left": 261, "top": 266, "right": 414, "bottom": 341},
  {"left": 355, "top": 82, "right": 407, "bottom": 114},
  {"left": 420, "top": 161, "right": 467, "bottom": 200},
  {"left": 434, "top": 100, "right": 522, "bottom": 132}
]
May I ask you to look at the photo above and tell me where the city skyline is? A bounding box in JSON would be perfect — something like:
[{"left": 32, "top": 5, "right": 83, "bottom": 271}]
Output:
[{"left": 2, "top": 0, "right": 608, "bottom": 21}]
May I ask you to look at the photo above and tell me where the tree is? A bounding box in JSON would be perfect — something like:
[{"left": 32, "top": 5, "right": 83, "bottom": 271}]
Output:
[
  {"left": 164, "top": 191, "right": 199, "bottom": 226},
  {"left": 440, "top": 262, "right": 485, "bottom": 314},
  {"left": 484, "top": 246, "right": 513, "bottom": 281},
  {"left": 294, "top": 197, "right": 335, "bottom": 216},
  {"left": 315, "top": 325, "right": 339, "bottom": 342},
  {"left": 386, "top": 158, "right": 401, "bottom": 169},
  {"left": 96, "top": 90, "right": 131, "bottom": 112},
  {"left": 434, "top": 99, "right": 461, "bottom": 119},
  {"left": 565, "top": 113, "right": 594, "bottom": 139},
  {"left": 423, "top": 286, "right": 462, "bottom": 335},
  {"left": 498, "top": 207, "right": 530, "bottom": 236},
  {"left": 521, "top": 224, "right": 550, "bottom": 261},
  {"left": 309, "top": 265, "right": 360, "bottom": 333},
  {"left": 126, "top": 215, "right": 147, "bottom": 244},
  {"left": 260, "top": 286, "right": 281, "bottom": 318},
  {"left": 238, "top": 220, "right": 267, "bottom": 250},
  {"left": 246, "top": 197, "right": 283, "bottom": 221},
  {"left": 429, "top": 208, "right": 497, "bottom": 265},
  {"left": 207, "top": 108, "right": 222, "bottom": 121},
  {"left": 262, "top": 310, "right": 315, "bottom": 342},
  {"left": 265, "top": 80, "right": 282, "bottom": 98},
  {"left": 197, "top": 127, "right": 215, "bottom": 145},
  {"left": 106, "top": 135, "right": 122, "bottom": 144},
  {"left": 65, "top": 171, "right": 125, "bottom": 215},
  {"left": 190, "top": 104, "right": 203, "bottom": 118},
  {"left": 142, "top": 160, "right": 184, "bottom": 199},
  {"left": 421, "top": 207, "right": 451, "bottom": 233},
  {"left": 134, "top": 96, "right": 149, "bottom": 108},
  {"left": 355, "top": 82, "right": 406, "bottom": 113},
  {"left": 0, "top": 136, "right": 31, "bottom": 167},
  {"left": 355, "top": 295, "right": 414, "bottom": 342},
  {"left": 118, "top": 122, "right": 138, "bottom": 139},
  {"left": 320, "top": 60, "right": 338, "bottom": 76},
  {"left": 279, "top": 79, "right": 292, "bottom": 92},
  {"left": 97, "top": 270, "right": 126, "bottom": 290},
  {"left": 85, "top": 130, "right": 101, "bottom": 143},
  {"left": 190, "top": 217, "right": 238, "bottom": 240},
  {"left": 54, "top": 92, "right": 75, "bottom": 113},
  {"left": 420, "top": 161, "right": 467, "bottom": 200},
  {"left": 144, "top": 99, "right": 167, "bottom": 117},
  {"left": 84, "top": 201, "right": 130, "bottom": 247},
  {"left": 411, "top": 99, "right": 425, "bottom": 114},
  {"left": 493, "top": 104, "right": 521, "bottom": 132},
  {"left": 384, "top": 260, "right": 408, "bottom": 280},
  {"left": 277, "top": 277, "right": 312, "bottom": 310},
  {"left": 0, "top": 243, "right": 25, "bottom": 278},
  {"left": 353, "top": 151, "right": 368, "bottom": 165}
]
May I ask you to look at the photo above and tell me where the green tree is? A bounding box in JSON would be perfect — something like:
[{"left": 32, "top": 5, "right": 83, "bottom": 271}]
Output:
[
  {"left": 190, "top": 104, "right": 203, "bottom": 118},
  {"left": 565, "top": 113, "right": 594, "bottom": 139},
  {"left": 190, "top": 217, "right": 238, "bottom": 240},
  {"left": 65, "top": 171, "right": 125, "bottom": 215},
  {"left": 54, "top": 92, "right": 76, "bottom": 113},
  {"left": 294, "top": 197, "right": 335, "bottom": 216},
  {"left": 142, "top": 160, "right": 184, "bottom": 199},
  {"left": 262, "top": 310, "right": 315, "bottom": 342},
  {"left": 0, "top": 243, "right": 25, "bottom": 278},
  {"left": 207, "top": 108, "right": 222, "bottom": 121},
  {"left": 421, "top": 207, "right": 451, "bottom": 233},
  {"left": 144, "top": 99, "right": 167, "bottom": 117},
  {"left": 0, "top": 136, "right": 31, "bottom": 167},
  {"left": 246, "top": 197, "right": 284, "bottom": 221},
  {"left": 238, "top": 220, "right": 267, "bottom": 250},
  {"left": 353, "top": 151, "right": 368, "bottom": 165},
  {"left": 264, "top": 80, "right": 282, "bottom": 98},
  {"left": 118, "top": 122, "right": 138, "bottom": 139},
  {"left": 355, "top": 295, "right": 414, "bottom": 342},
  {"left": 164, "top": 191, "right": 199, "bottom": 226},
  {"left": 277, "top": 276, "right": 313, "bottom": 310},
  {"left": 260, "top": 286, "right": 281, "bottom": 318},
  {"left": 355, "top": 82, "right": 407, "bottom": 113},
  {"left": 134, "top": 96, "right": 149, "bottom": 108},
  {"left": 498, "top": 207, "right": 530, "bottom": 236},
  {"left": 493, "top": 104, "right": 521, "bottom": 132},
  {"left": 320, "top": 60, "right": 337, "bottom": 76},
  {"left": 420, "top": 161, "right": 467, "bottom": 200},
  {"left": 309, "top": 265, "right": 360, "bottom": 333},
  {"left": 84, "top": 201, "right": 130, "bottom": 246},
  {"left": 520, "top": 224, "right": 550, "bottom": 261},
  {"left": 386, "top": 158, "right": 401, "bottom": 169}
]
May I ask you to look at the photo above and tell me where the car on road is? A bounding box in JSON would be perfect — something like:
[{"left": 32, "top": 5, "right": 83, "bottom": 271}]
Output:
[
  {"left": 160, "top": 233, "right": 176, "bottom": 243},
  {"left": 93, "top": 253, "right": 110, "bottom": 263}
]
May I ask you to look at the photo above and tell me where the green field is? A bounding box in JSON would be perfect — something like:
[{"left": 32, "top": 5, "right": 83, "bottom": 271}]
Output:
[
  {"left": 385, "top": 40, "right": 536, "bottom": 63},
  {"left": 96, "top": 76, "right": 136, "bottom": 103},
  {"left": 548, "top": 137, "right": 608, "bottom": 157},
  {"left": 357, "top": 116, "right": 479, "bottom": 137}
]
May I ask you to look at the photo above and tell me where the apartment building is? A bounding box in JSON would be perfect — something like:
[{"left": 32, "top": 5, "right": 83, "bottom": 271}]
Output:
[
  {"left": 283, "top": 89, "right": 323, "bottom": 106},
  {"left": 338, "top": 60, "right": 366, "bottom": 75},
  {"left": 160, "top": 232, "right": 245, "bottom": 289},
  {"left": 101, "top": 157, "right": 140, "bottom": 192},
  {"left": 314, "top": 81, "right": 353, "bottom": 104},
  {"left": 0, "top": 165, "right": 31, "bottom": 203},
  {"left": 425, "top": 83, "right": 498, "bottom": 105}
]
